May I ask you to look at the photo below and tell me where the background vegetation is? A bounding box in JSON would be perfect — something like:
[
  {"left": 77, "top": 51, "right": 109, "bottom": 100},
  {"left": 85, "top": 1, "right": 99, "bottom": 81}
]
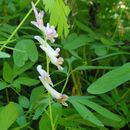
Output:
[{"left": 0, "top": 0, "right": 130, "bottom": 130}]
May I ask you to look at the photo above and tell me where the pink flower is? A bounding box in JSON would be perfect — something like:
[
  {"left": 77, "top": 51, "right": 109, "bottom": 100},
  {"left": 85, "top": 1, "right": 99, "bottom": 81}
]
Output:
[
  {"left": 31, "top": 2, "right": 45, "bottom": 31},
  {"left": 45, "top": 23, "right": 58, "bottom": 43}
]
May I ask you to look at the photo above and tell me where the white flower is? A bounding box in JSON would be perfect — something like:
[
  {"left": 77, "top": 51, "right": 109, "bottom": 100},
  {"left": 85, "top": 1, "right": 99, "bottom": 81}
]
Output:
[
  {"left": 37, "top": 65, "right": 53, "bottom": 86},
  {"left": 45, "top": 23, "right": 58, "bottom": 43},
  {"left": 37, "top": 65, "right": 68, "bottom": 106},
  {"left": 31, "top": 2, "right": 45, "bottom": 32},
  {"left": 34, "top": 36, "right": 64, "bottom": 70}
]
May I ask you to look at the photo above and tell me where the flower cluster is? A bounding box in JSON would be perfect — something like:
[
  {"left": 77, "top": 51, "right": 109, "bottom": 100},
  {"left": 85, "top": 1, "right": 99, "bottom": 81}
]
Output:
[
  {"left": 31, "top": 2, "right": 63, "bottom": 70},
  {"left": 31, "top": 2, "right": 68, "bottom": 106},
  {"left": 37, "top": 65, "right": 68, "bottom": 106}
]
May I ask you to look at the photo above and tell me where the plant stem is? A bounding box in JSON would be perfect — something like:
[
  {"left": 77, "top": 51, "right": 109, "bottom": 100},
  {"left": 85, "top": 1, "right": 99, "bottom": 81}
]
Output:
[
  {"left": 61, "top": 64, "right": 71, "bottom": 93},
  {"left": 71, "top": 66, "right": 81, "bottom": 95},
  {"left": 0, "top": 0, "right": 40, "bottom": 51},
  {"left": 48, "top": 93, "right": 55, "bottom": 130},
  {"left": 46, "top": 54, "right": 55, "bottom": 130}
]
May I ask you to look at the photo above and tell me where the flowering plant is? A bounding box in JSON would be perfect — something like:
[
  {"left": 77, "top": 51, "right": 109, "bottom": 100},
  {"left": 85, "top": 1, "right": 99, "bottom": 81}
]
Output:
[{"left": 31, "top": 2, "right": 68, "bottom": 106}]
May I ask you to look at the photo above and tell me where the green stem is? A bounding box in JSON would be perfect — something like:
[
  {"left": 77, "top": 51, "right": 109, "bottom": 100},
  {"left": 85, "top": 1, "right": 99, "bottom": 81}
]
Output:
[
  {"left": 48, "top": 93, "right": 55, "bottom": 130},
  {"left": 10, "top": 86, "right": 21, "bottom": 96},
  {"left": 71, "top": 66, "right": 81, "bottom": 95},
  {"left": 61, "top": 64, "right": 71, "bottom": 93},
  {"left": 0, "top": 0, "right": 40, "bottom": 51},
  {"left": 0, "top": 39, "right": 16, "bottom": 44},
  {"left": 46, "top": 53, "right": 55, "bottom": 130}
]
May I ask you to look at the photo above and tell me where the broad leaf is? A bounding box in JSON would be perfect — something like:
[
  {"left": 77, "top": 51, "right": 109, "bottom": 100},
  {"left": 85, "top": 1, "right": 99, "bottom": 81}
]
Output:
[
  {"left": 87, "top": 63, "right": 130, "bottom": 94},
  {"left": 75, "top": 97, "right": 121, "bottom": 121},
  {"left": 13, "top": 39, "right": 38, "bottom": 67},
  {"left": 0, "top": 102, "right": 19, "bottom": 130},
  {"left": 13, "top": 62, "right": 35, "bottom": 78},
  {"left": 3, "top": 61, "right": 13, "bottom": 83},
  {"left": 63, "top": 33, "right": 93, "bottom": 50},
  {"left": 68, "top": 98, "right": 104, "bottom": 126},
  {"left": 0, "top": 81, "right": 8, "bottom": 90},
  {"left": 13, "top": 77, "right": 39, "bottom": 86},
  {"left": 18, "top": 96, "right": 30, "bottom": 108}
]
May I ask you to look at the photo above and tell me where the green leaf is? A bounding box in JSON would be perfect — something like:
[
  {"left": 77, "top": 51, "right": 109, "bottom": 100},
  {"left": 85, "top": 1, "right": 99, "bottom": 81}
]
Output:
[
  {"left": 75, "top": 97, "right": 121, "bottom": 121},
  {"left": 74, "top": 66, "right": 118, "bottom": 71},
  {"left": 51, "top": 103, "right": 62, "bottom": 124},
  {"left": 100, "top": 37, "right": 113, "bottom": 46},
  {"left": 68, "top": 98, "right": 104, "bottom": 126},
  {"left": 68, "top": 50, "right": 82, "bottom": 59},
  {"left": 0, "top": 102, "right": 19, "bottom": 130},
  {"left": 33, "top": 104, "right": 47, "bottom": 120},
  {"left": 75, "top": 20, "right": 96, "bottom": 36},
  {"left": 96, "top": 114, "right": 125, "bottom": 128},
  {"left": 30, "top": 86, "right": 45, "bottom": 105},
  {"left": 39, "top": 110, "right": 51, "bottom": 130},
  {"left": 0, "top": 81, "right": 8, "bottom": 90},
  {"left": 64, "top": 33, "right": 93, "bottom": 50},
  {"left": 92, "top": 44, "right": 108, "bottom": 56},
  {"left": 13, "top": 39, "right": 38, "bottom": 67},
  {"left": 14, "top": 77, "right": 39, "bottom": 86},
  {"left": 0, "top": 52, "right": 10, "bottom": 58},
  {"left": 18, "top": 96, "right": 30, "bottom": 108},
  {"left": 39, "top": 103, "right": 62, "bottom": 130},
  {"left": 44, "top": 0, "right": 70, "bottom": 38},
  {"left": 16, "top": 115, "right": 27, "bottom": 126},
  {"left": 13, "top": 62, "right": 35, "bottom": 78},
  {"left": 3, "top": 61, "right": 13, "bottom": 83},
  {"left": 87, "top": 63, "right": 130, "bottom": 94}
]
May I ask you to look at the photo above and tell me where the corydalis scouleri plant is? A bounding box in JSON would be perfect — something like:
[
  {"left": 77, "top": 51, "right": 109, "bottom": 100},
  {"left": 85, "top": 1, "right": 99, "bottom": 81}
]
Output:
[
  {"left": 31, "top": 1, "right": 63, "bottom": 70},
  {"left": 31, "top": 2, "right": 68, "bottom": 106}
]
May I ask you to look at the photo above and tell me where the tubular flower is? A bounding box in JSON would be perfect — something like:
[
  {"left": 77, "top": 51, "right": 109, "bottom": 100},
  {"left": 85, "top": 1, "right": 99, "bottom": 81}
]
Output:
[
  {"left": 31, "top": 3, "right": 58, "bottom": 43},
  {"left": 34, "top": 36, "right": 64, "bottom": 70},
  {"left": 37, "top": 65, "right": 68, "bottom": 106},
  {"left": 45, "top": 23, "right": 58, "bottom": 43},
  {"left": 31, "top": 2, "right": 45, "bottom": 31}
]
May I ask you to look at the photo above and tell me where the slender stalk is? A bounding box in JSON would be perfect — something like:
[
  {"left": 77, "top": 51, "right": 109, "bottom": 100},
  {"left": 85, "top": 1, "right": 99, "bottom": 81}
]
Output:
[
  {"left": 0, "top": 0, "right": 40, "bottom": 51},
  {"left": 46, "top": 55, "right": 55, "bottom": 130},
  {"left": 61, "top": 64, "right": 71, "bottom": 93},
  {"left": 10, "top": 87, "right": 21, "bottom": 96},
  {"left": 71, "top": 66, "right": 81, "bottom": 95},
  {"left": 45, "top": 42, "right": 55, "bottom": 130},
  {"left": 48, "top": 93, "right": 55, "bottom": 130}
]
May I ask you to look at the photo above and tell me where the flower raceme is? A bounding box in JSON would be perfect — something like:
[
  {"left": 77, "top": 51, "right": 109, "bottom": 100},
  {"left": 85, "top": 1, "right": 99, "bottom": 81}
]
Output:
[
  {"left": 37, "top": 65, "right": 68, "bottom": 106},
  {"left": 34, "top": 36, "right": 64, "bottom": 70},
  {"left": 31, "top": 2, "right": 67, "bottom": 106},
  {"left": 31, "top": 2, "right": 58, "bottom": 43}
]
